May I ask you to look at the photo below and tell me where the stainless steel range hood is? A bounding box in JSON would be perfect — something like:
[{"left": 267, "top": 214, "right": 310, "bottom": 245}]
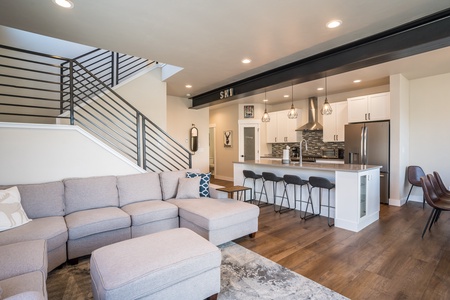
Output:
[{"left": 296, "top": 97, "right": 323, "bottom": 131}]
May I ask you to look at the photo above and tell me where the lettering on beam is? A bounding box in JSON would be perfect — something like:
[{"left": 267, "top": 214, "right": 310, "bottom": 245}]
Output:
[{"left": 219, "top": 88, "right": 234, "bottom": 99}]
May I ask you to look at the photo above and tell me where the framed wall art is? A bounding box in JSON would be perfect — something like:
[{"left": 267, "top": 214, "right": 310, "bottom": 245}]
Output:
[
  {"left": 244, "top": 105, "right": 254, "bottom": 118},
  {"left": 223, "top": 130, "right": 232, "bottom": 148}
]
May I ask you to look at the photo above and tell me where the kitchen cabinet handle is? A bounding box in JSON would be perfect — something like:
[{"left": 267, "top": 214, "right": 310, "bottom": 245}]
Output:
[
  {"left": 368, "top": 113, "right": 371, "bottom": 120},
  {"left": 365, "top": 113, "right": 367, "bottom": 120}
]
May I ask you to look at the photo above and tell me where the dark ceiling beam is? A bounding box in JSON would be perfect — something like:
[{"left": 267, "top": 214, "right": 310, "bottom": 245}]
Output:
[{"left": 191, "top": 8, "right": 450, "bottom": 109}]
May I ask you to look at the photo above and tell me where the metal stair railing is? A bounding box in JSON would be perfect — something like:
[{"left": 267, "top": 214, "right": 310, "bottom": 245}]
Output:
[{"left": 0, "top": 44, "right": 192, "bottom": 172}]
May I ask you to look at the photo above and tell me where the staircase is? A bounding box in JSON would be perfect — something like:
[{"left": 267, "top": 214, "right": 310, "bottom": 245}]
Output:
[{"left": 0, "top": 44, "right": 192, "bottom": 172}]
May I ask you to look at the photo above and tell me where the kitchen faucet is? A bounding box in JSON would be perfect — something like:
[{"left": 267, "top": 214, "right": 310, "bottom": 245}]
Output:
[{"left": 299, "top": 139, "right": 308, "bottom": 166}]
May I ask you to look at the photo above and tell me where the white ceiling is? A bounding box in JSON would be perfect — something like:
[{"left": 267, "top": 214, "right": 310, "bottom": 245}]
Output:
[{"left": 1, "top": 0, "right": 450, "bottom": 107}]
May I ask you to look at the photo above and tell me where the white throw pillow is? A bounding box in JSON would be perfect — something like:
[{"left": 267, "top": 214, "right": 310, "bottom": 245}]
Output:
[
  {"left": 0, "top": 186, "right": 32, "bottom": 232},
  {"left": 176, "top": 177, "right": 201, "bottom": 199}
]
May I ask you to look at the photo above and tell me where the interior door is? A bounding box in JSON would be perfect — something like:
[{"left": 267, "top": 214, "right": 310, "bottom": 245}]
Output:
[{"left": 238, "top": 121, "right": 260, "bottom": 162}]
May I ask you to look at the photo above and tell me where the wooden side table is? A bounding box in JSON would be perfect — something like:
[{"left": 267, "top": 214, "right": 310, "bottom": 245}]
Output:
[{"left": 216, "top": 185, "right": 252, "bottom": 202}]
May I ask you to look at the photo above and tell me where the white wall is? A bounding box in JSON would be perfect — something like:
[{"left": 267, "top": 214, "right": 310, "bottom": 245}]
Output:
[
  {"left": 0, "top": 123, "right": 144, "bottom": 185},
  {"left": 408, "top": 72, "right": 450, "bottom": 200},
  {"left": 389, "top": 74, "right": 410, "bottom": 205},
  {"left": 166, "top": 96, "right": 209, "bottom": 172},
  {"left": 113, "top": 68, "right": 167, "bottom": 130}
]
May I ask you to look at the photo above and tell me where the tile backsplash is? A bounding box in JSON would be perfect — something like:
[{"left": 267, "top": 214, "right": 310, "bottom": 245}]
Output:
[{"left": 271, "top": 131, "right": 344, "bottom": 157}]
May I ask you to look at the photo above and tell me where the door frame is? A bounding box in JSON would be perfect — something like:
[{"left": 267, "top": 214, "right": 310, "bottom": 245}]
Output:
[
  {"left": 238, "top": 120, "right": 260, "bottom": 162},
  {"left": 209, "top": 124, "right": 216, "bottom": 176}
]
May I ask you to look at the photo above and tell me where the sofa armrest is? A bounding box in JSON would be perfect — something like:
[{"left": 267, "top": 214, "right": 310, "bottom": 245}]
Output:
[
  {"left": 209, "top": 184, "right": 229, "bottom": 199},
  {"left": 0, "top": 240, "right": 47, "bottom": 281},
  {"left": 4, "top": 291, "right": 46, "bottom": 300}
]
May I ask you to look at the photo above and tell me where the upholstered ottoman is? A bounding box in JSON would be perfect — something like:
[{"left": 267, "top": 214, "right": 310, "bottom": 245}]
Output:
[
  {"left": 90, "top": 228, "right": 221, "bottom": 300},
  {"left": 167, "top": 197, "right": 260, "bottom": 245}
]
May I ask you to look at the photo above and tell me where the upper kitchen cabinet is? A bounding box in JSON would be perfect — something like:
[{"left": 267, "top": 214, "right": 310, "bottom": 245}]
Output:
[
  {"left": 266, "top": 109, "right": 301, "bottom": 143},
  {"left": 347, "top": 92, "right": 390, "bottom": 123},
  {"left": 323, "top": 101, "right": 348, "bottom": 142}
]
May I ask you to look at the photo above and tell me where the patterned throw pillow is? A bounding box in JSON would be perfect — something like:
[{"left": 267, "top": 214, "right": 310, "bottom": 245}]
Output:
[
  {"left": 186, "top": 172, "right": 211, "bottom": 197},
  {"left": 0, "top": 186, "right": 32, "bottom": 232}
]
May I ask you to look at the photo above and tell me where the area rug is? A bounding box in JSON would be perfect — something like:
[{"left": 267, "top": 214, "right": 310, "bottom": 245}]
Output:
[{"left": 46, "top": 242, "right": 347, "bottom": 299}]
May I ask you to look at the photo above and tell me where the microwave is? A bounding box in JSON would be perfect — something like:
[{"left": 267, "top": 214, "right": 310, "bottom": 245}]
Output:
[
  {"left": 321, "top": 148, "right": 344, "bottom": 159},
  {"left": 321, "top": 148, "right": 338, "bottom": 158}
]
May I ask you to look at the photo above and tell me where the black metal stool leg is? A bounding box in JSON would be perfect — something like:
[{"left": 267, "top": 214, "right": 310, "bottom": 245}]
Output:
[{"left": 327, "top": 189, "right": 334, "bottom": 227}]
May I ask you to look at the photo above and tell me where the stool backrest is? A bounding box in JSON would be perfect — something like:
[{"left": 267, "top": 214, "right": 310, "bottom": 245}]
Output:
[{"left": 309, "top": 176, "right": 334, "bottom": 189}]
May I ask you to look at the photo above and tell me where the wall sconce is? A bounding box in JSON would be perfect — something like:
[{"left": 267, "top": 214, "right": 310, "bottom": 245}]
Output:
[{"left": 190, "top": 124, "right": 198, "bottom": 153}]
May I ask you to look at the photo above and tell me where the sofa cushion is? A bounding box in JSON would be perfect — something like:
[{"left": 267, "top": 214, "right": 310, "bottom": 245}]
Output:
[
  {"left": 121, "top": 201, "right": 179, "bottom": 226},
  {"left": 186, "top": 172, "right": 211, "bottom": 197},
  {"left": 117, "top": 173, "right": 162, "bottom": 207},
  {"left": 176, "top": 177, "right": 201, "bottom": 199},
  {"left": 65, "top": 207, "right": 130, "bottom": 240},
  {"left": 167, "top": 198, "right": 260, "bottom": 230},
  {"left": 64, "top": 176, "right": 118, "bottom": 214},
  {"left": 159, "top": 168, "right": 199, "bottom": 200},
  {"left": 0, "top": 187, "right": 32, "bottom": 232},
  {"left": 15, "top": 181, "right": 65, "bottom": 218},
  {"left": 0, "top": 217, "right": 67, "bottom": 252}
]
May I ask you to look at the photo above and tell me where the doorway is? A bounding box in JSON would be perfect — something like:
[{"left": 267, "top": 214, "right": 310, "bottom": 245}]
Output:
[
  {"left": 209, "top": 125, "right": 216, "bottom": 175},
  {"left": 238, "top": 120, "right": 260, "bottom": 162}
]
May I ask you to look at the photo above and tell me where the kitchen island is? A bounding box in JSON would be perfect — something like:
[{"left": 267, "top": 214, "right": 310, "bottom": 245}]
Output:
[{"left": 234, "top": 160, "right": 381, "bottom": 232}]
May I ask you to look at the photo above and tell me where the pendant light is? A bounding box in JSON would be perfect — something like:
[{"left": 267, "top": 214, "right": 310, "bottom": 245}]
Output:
[
  {"left": 287, "top": 84, "right": 298, "bottom": 119},
  {"left": 321, "top": 76, "right": 333, "bottom": 115},
  {"left": 261, "top": 91, "right": 270, "bottom": 122}
]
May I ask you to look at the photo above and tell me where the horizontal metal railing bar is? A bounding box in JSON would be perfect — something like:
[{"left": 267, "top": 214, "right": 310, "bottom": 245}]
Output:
[
  {"left": 145, "top": 148, "right": 185, "bottom": 170},
  {"left": 72, "top": 75, "right": 137, "bottom": 124},
  {"left": 118, "top": 59, "right": 150, "bottom": 75},
  {"left": 146, "top": 133, "right": 190, "bottom": 163},
  {"left": 76, "top": 115, "right": 138, "bottom": 155},
  {"left": 119, "top": 61, "right": 152, "bottom": 76},
  {"left": 143, "top": 116, "right": 187, "bottom": 152},
  {"left": 0, "top": 83, "right": 62, "bottom": 94},
  {"left": 0, "top": 54, "right": 70, "bottom": 70},
  {"left": 144, "top": 143, "right": 188, "bottom": 170},
  {"left": 75, "top": 109, "right": 138, "bottom": 150},
  {"left": 1, "top": 44, "right": 71, "bottom": 61},
  {"left": 0, "top": 74, "right": 63, "bottom": 86},
  {"left": 76, "top": 50, "right": 110, "bottom": 65},
  {"left": 0, "top": 102, "right": 62, "bottom": 110},
  {"left": 0, "top": 111, "right": 69, "bottom": 119},
  {"left": 72, "top": 90, "right": 138, "bottom": 135},
  {"left": 77, "top": 59, "right": 111, "bottom": 74},
  {"left": 72, "top": 63, "right": 138, "bottom": 119},
  {"left": 0, "top": 93, "right": 61, "bottom": 102},
  {"left": 72, "top": 48, "right": 104, "bottom": 61},
  {"left": 72, "top": 85, "right": 138, "bottom": 134},
  {"left": 1, "top": 63, "right": 64, "bottom": 77},
  {"left": 118, "top": 63, "right": 151, "bottom": 81},
  {"left": 145, "top": 127, "right": 190, "bottom": 161},
  {"left": 118, "top": 56, "right": 145, "bottom": 69}
]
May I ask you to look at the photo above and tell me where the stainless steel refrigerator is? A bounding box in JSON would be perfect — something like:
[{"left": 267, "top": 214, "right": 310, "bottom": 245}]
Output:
[{"left": 344, "top": 121, "right": 390, "bottom": 204}]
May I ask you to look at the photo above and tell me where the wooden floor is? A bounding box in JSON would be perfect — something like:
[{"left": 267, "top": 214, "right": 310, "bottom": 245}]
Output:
[{"left": 212, "top": 178, "right": 450, "bottom": 299}]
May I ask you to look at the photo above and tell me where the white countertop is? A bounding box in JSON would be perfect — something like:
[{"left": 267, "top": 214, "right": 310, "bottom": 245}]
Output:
[{"left": 234, "top": 159, "right": 381, "bottom": 172}]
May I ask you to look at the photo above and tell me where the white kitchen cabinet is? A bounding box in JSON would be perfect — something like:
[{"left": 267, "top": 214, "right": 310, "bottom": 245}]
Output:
[
  {"left": 323, "top": 101, "right": 348, "bottom": 142},
  {"left": 265, "top": 109, "right": 301, "bottom": 143},
  {"left": 347, "top": 92, "right": 390, "bottom": 123}
]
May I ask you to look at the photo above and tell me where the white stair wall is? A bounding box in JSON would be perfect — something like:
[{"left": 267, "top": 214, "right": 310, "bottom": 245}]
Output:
[{"left": 0, "top": 122, "right": 144, "bottom": 185}]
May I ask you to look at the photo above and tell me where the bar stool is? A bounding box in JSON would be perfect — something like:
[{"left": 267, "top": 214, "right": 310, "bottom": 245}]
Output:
[
  {"left": 260, "top": 172, "right": 283, "bottom": 211},
  {"left": 308, "top": 176, "right": 335, "bottom": 227},
  {"left": 280, "top": 175, "right": 309, "bottom": 216},
  {"left": 242, "top": 170, "right": 263, "bottom": 202}
]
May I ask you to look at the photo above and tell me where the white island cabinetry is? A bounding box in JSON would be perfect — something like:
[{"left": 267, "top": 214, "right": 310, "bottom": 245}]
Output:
[{"left": 234, "top": 160, "right": 381, "bottom": 232}]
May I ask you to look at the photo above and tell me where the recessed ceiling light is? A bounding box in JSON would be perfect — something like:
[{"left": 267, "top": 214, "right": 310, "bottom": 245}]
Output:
[
  {"left": 263, "top": 99, "right": 268, "bottom": 102},
  {"left": 53, "top": 0, "right": 74, "bottom": 8},
  {"left": 317, "top": 87, "right": 324, "bottom": 91},
  {"left": 326, "top": 20, "right": 342, "bottom": 29},
  {"left": 242, "top": 58, "right": 251, "bottom": 64},
  {"left": 353, "top": 79, "right": 362, "bottom": 83},
  {"left": 283, "top": 94, "right": 289, "bottom": 98},
  {"left": 185, "top": 85, "right": 192, "bottom": 88}
]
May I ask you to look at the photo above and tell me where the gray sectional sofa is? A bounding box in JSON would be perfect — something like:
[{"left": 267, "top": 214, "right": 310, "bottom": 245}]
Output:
[{"left": 0, "top": 168, "right": 259, "bottom": 299}]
